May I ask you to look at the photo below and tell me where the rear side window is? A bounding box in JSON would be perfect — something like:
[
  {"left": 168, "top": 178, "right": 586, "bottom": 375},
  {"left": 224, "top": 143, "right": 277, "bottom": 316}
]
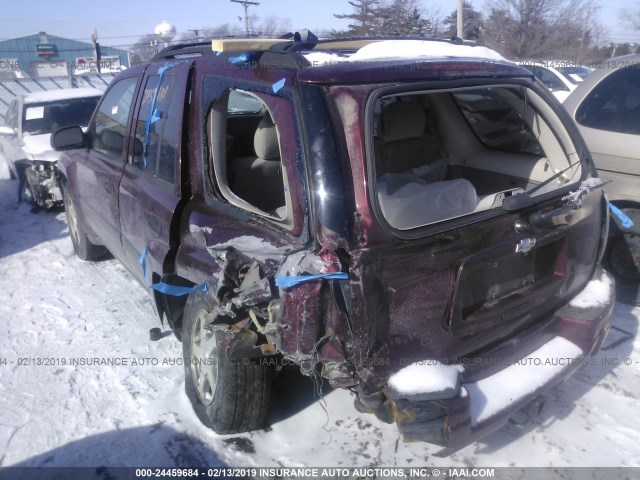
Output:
[
  {"left": 205, "top": 83, "right": 297, "bottom": 228},
  {"left": 576, "top": 65, "right": 640, "bottom": 135},
  {"left": 132, "top": 75, "right": 178, "bottom": 184},
  {"left": 92, "top": 77, "right": 137, "bottom": 160},
  {"left": 452, "top": 89, "right": 544, "bottom": 155}
]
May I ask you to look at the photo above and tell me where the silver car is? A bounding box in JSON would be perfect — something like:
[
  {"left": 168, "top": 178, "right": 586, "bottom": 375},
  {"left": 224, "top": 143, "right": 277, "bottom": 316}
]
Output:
[
  {"left": 0, "top": 88, "right": 102, "bottom": 209},
  {"left": 564, "top": 54, "right": 640, "bottom": 304}
]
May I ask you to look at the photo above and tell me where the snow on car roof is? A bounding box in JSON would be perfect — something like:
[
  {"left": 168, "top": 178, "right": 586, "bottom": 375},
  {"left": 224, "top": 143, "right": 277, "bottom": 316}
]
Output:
[
  {"left": 347, "top": 40, "right": 507, "bottom": 62},
  {"left": 23, "top": 88, "right": 103, "bottom": 104},
  {"left": 302, "top": 40, "right": 507, "bottom": 66}
]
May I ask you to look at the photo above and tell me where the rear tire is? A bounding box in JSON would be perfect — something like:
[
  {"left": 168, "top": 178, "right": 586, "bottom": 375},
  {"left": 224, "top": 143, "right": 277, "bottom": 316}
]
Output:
[
  {"left": 63, "top": 187, "right": 106, "bottom": 261},
  {"left": 605, "top": 206, "right": 640, "bottom": 305},
  {"left": 182, "top": 292, "right": 273, "bottom": 434}
]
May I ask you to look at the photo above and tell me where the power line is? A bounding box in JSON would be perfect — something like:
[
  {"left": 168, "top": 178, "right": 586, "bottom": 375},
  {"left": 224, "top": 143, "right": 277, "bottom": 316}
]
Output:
[{"left": 230, "top": 0, "right": 260, "bottom": 36}]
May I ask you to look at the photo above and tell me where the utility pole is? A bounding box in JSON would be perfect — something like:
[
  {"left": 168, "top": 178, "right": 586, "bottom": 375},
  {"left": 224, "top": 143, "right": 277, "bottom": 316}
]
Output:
[
  {"left": 457, "top": 0, "right": 464, "bottom": 40},
  {"left": 230, "top": 0, "right": 260, "bottom": 36}
]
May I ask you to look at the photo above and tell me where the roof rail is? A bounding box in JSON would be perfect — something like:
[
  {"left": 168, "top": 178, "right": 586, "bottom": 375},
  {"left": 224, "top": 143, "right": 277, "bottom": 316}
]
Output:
[{"left": 149, "top": 31, "right": 485, "bottom": 63}]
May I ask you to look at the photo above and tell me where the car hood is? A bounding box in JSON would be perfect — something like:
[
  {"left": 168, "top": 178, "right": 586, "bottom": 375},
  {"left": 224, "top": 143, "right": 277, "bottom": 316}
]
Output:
[{"left": 22, "top": 133, "right": 60, "bottom": 162}]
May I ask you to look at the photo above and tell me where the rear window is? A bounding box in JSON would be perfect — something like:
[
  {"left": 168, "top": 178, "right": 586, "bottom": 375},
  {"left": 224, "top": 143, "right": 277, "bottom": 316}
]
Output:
[
  {"left": 370, "top": 85, "right": 581, "bottom": 230},
  {"left": 452, "top": 89, "right": 544, "bottom": 156}
]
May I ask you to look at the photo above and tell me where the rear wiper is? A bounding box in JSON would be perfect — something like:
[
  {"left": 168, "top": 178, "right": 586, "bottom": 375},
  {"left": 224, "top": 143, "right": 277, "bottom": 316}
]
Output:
[
  {"left": 502, "top": 159, "right": 583, "bottom": 211},
  {"left": 528, "top": 178, "right": 605, "bottom": 228}
]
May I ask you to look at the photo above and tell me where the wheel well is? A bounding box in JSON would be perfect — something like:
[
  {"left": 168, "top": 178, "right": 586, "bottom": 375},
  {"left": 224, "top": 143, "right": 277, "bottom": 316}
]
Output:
[
  {"left": 154, "top": 273, "right": 195, "bottom": 339},
  {"left": 608, "top": 200, "right": 640, "bottom": 236}
]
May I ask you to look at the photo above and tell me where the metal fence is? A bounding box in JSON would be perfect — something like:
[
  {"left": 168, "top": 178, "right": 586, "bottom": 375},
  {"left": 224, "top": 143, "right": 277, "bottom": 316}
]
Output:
[{"left": 0, "top": 73, "right": 115, "bottom": 121}]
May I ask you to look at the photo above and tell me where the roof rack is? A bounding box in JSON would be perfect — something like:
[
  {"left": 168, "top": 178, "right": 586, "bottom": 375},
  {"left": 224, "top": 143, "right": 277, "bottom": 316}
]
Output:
[{"left": 150, "top": 30, "right": 489, "bottom": 65}]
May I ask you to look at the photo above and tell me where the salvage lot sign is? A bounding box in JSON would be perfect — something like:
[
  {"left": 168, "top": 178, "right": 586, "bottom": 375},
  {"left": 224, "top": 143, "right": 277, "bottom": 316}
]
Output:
[
  {"left": 74, "top": 56, "right": 121, "bottom": 72},
  {"left": 36, "top": 44, "right": 57, "bottom": 57}
]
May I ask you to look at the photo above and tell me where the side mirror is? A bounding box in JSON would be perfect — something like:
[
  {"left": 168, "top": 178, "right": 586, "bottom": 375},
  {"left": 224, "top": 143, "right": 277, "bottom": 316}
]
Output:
[
  {"left": 51, "top": 126, "right": 87, "bottom": 150},
  {"left": 0, "top": 126, "right": 15, "bottom": 136}
]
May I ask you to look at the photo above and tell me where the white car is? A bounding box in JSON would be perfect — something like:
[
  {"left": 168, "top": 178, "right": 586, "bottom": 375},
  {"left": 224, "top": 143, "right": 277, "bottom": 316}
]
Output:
[
  {"left": 0, "top": 88, "right": 102, "bottom": 208},
  {"left": 564, "top": 54, "right": 640, "bottom": 304},
  {"left": 517, "top": 61, "right": 588, "bottom": 102}
]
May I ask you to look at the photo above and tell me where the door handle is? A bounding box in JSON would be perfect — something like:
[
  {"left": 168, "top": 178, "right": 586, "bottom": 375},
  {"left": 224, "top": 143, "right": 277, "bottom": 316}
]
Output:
[
  {"left": 104, "top": 182, "right": 114, "bottom": 194},
  {"left": 147, "top": 214, "right": 162, "bottom": 235}
]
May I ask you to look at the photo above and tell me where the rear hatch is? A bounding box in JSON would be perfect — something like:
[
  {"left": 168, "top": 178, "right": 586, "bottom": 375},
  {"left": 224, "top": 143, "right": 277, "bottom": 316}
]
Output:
[{"left": 319, "top": 68, "right": 606, "bottom": 385}]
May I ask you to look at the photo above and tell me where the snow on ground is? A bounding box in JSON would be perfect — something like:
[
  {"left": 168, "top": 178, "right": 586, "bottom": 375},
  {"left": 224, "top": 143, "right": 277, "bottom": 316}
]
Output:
[{"left": 0, "top": 157, "right": 639, "bottom": 471}]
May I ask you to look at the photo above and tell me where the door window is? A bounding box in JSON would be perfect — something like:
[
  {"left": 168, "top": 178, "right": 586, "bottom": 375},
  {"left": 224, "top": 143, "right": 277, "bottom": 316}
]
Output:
[
  {"left": 92, "top": 77, "right": 138, "bottom": 160},
  {"left": 132, "top": 75, "right": 179, "bottom": 184}
]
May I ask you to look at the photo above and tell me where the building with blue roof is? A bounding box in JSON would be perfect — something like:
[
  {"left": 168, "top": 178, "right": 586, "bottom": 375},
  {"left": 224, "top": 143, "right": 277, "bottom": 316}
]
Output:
[{"left": 0, "top": 32, "right": 129, "bottom": 78}]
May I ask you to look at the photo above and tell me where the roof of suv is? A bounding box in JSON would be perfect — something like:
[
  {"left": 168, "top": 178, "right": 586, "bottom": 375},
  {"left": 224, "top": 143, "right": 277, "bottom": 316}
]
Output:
[{"left": 146, "top": 35, "right": 534, "bottom": 87}]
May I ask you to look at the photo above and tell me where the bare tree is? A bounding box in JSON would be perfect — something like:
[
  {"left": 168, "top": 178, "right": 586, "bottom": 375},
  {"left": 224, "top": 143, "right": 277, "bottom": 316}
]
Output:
[
  {"left": 481, "top": 0, "right": 602, "bottom": 60},
  {"left": 620, "top": 7, "right": 640, "bottom": 31},
  {"left": 256, "top": 16, "right": 292, "bottom": 38},
  {"left": 129, "top": 34, "right": 161, "bottom": 66}
]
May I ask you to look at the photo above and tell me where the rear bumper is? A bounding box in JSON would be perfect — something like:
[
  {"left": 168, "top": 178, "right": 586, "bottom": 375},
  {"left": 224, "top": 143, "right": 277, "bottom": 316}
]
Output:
[{"left": 386, "top": 268, "right": 615, "bottom": 455}]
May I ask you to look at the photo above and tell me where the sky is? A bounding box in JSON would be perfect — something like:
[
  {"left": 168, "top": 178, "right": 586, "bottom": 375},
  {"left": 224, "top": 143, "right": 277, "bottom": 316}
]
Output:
[{"left": 0, "top": 0, "right": 638, "bottom": 48}]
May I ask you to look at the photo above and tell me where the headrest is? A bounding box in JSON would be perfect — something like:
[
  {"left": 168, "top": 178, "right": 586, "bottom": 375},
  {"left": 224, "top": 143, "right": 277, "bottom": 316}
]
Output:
[
  {"left": 382, "top": 102, "right": 426, "bottom": 143},
  {"left": 254, "top": 116, "right": 280, "bottom": 160}
]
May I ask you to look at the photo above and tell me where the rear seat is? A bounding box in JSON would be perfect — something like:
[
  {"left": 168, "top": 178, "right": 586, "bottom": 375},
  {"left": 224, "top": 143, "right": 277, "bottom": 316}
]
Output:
[
  {"left": 230, "top": 116, "right": 285, "bottom": 214},
  {"left": 376, "top": 101, "right": 477, "bottom": 228}
]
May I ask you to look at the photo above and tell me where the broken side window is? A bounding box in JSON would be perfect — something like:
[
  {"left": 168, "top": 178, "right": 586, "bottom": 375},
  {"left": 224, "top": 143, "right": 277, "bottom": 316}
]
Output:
[{"left": 206, "top": 87, "right": 296, "bottom": 227}]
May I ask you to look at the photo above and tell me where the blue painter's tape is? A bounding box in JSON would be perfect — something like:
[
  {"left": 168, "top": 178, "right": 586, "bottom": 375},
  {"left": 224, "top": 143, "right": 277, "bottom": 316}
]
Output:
[
  {"left": 228, "top": 53, "right": 249, "bottom": 64},
  {"left": 140, "top": 248, "right": 208, "bottom": 296},
  {"left": 143, "top": 60, "right": 188, "bottom": 167},
  {"left": 275, "top": 272, "right": 349, "bottom": 289},
  {"left": 150, "top": 281, "right": 209, "bottom": 297},
  {"left": 609, "top": 203, "right": 634, "bottom": 228},
  {"left": 272, "top": 78, "right": 286, "bottom": 93},
  {"left": 139, "top": 248, "right": 149, "bottom": 284}
]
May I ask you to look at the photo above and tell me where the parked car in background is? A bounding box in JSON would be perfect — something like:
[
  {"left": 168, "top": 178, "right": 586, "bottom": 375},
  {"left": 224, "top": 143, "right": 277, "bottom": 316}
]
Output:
[
  {"left": 53, "top": 35, "right": 613, "bottom": 454},
  {"left": 518, "top": 61, "right": 590, "bottom": 102},
  {"left": 555, "top": 64, "right": 593, "bottom": 84},
  {"left": 0, "top": 88, "right": 102, "bottom": 209},
  {"left": 564, "top": 54, "right": 640, "bottom": 304}
]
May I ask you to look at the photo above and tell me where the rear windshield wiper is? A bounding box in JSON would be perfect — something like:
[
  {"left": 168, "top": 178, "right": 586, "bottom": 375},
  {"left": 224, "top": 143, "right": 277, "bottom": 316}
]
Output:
[{"left": 502, "top": 159, "right": 583, "bottom": 212}]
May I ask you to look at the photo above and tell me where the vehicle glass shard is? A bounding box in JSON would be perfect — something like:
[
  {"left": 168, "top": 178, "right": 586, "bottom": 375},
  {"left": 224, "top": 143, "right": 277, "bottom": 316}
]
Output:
[{"left": 143, "top": 60, "right": 188, "bottom": 167}]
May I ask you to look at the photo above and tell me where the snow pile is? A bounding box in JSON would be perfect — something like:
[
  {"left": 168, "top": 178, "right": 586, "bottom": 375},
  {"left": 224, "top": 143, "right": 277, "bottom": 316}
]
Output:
[
  {"left": 465, "top": 336, "right": 583, "bottom": 426},
  {"left": 569, "top": 273, "right": 613, "bottom": 309},
  {"left": 348, "top": 40, "right": 507, "bottom": 63},
  {"left": 388, "top": 361, "right": 463, "bottom": 397}
]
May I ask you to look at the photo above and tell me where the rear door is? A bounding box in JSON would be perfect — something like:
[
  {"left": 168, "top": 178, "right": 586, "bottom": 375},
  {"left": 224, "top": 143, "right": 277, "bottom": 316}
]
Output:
[{"left": 118, "top": 61, "right": 193, "bottom": 284}]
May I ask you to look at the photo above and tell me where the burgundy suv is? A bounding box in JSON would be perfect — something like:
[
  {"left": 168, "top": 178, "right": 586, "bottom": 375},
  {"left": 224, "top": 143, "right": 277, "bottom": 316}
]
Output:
[{"left": 52, "top": 34, "right": 614, "bottom": 454}]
